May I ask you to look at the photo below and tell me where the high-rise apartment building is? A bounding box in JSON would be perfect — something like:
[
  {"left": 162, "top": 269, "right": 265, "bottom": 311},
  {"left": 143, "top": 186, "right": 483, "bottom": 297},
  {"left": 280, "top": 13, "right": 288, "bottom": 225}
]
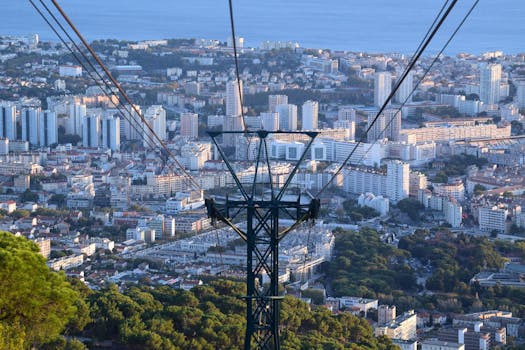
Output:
[
  {"left": 395, "top": 70, "right": 413, "bottom": 104},
  {"left": 39, "top": 110, "right": 57, "bottom": 146},
  {"left": 479, "top": 63, "right": 502, "bottom": 105},
  {"left": 21, "top": 108, "right": 40, "bottom": 145},
  {"left": 102, "top": 115, "right": 120, "bottom": 151},
  {"left": 83, "top": 115, "right": 100, "bottom": 148},
  {"left": 260, "top": 112, "right": 279, "bottom": 131},
  {"left": 119, "top": 105, "right": 142, "bottom": 141},
  {"left": 143, "top": 105, "right": 167, "bottom": 148},
  {"left": 515, "top": 80, "right": 525, "bottom": 108},
  {"left": 68, "top": 103, "right": 86, "bottom": 136},
  {"left": 268, "top": 94, "right": 288, "bottom": 113},
  {"left": 276, "top": 104, "right": 298, "bottom": 131},
  {"left": 0, "top": 102, "right": 16, "bottom": 140},
  {"left": 302, "top": 100, "right": 319, "bottom": 130},
  {"left": 386, "top": 160, "right": 409, "bottom": 204},
  {"left": 367, "top": 109, "right": 401, "bottom": 142},
  {"left": 374, "top": 72, "right": 392, "bottom": 107},
  {"left": 180, "top": 112, "right": 199, "bottom": 139},
  {"left": 226, "top": 80, "right": 243, "bottom": 117}
]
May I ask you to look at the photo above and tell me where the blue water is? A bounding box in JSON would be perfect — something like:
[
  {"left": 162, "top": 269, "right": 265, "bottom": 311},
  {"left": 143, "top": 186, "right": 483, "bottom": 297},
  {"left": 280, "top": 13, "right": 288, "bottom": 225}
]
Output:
[{"left": 1, "top": 1, "right": 524, "bottom": 54}]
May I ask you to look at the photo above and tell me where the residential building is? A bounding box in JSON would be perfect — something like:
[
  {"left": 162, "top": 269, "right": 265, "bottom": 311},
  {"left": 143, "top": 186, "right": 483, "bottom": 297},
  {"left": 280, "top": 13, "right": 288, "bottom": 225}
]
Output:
[
  {"left": 478, "top": 206, "right": 508, "bottom": 234},
  {"left": 367, "top": 108, "right": 401, "bottom": 142},
  {"left": 82, "top": 114, "right": 100, "bottom": 148},
  {"left": 357, "top": 192, "right": 389, "bottom": 215},
  {"left": 396, "top": 70, "right": 414, "bottom": 104},
  {"left": 34, "top": 237, "right": 51, "bottom": 259},
  {"left": 268, "top": 94, "right": 288, "bottom": 113},
  {"left": 379, "top": 305, "right": 397, "bottom": 324},
  {"left": 386, "top": 160, "right": 409, "bottom": 204},
  {"left": 39, "top": 110, "right": 57, "bottom": 146},
  {"left": 143, "top": 105, "right": 166, "bottom": 148},
  {"left": 260, "top": 112, "right": 279, "bottom": 131},
  {"left": 444, "top": 198, "right": 463, "bottom": 228},
  {"left": 102, "top": 115, "right": 120, "bottom": 151},
  {"left": 226, "top": 79, "right": 243, "bottom": 117},
  {"left": 375, "top": 310, "right": 417, "bottom": 341},
  {"left": 0, "top": 102, "right": 16, "bottom": 140},
  {"left": 276, "top": 103, "right": 298, "bottom": 131},
  {"left": 420, "top": 340, "right": 464, "bottom": 350},
  {"left": 338, "top": 107, "right": 356, "bottom": 122},
  {"left": 409, "top": 171, "right": 428, "bottom": 197},
  {"left": 433, "top": 181, "right": 465, "bottom": 201},
  {"left": 515, "top": 80, "right": 525, "bottom": 108},
  {"left": 21, "top": 108, "right": 40, "bottom": 145},
  {"left": 374, "top": 71, "right": 392, "bottom": 107},
  {"left": 180, "top": 112, "right": 199, "bottom": 139},
  {"left": 302, "top": 100, "right": 318, "bottom": 130},
  {"left": 68, "top": 103, "right": 86, "bottom": 136},
  {"left": 479, "top": 63, "right": 501, "bottom": 105},
  {"left": 47, "top": 254, "right": 84, "bottom": 271},
  {"left": 399, "top": 124, "right": 510, "bottom": 144}
]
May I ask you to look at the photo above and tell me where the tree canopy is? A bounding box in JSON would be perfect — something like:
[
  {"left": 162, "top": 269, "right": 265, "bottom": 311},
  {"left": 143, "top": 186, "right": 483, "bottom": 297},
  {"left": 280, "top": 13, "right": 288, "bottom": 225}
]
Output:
[
  {"left": 80, "top": 279, "right": 397, "bottom": 349},
  {"left": 326, "top": 228, "right": 416, "bottom": 298},
  {"left": 0, "top": 231, "right": 84, "bottom": 349}
]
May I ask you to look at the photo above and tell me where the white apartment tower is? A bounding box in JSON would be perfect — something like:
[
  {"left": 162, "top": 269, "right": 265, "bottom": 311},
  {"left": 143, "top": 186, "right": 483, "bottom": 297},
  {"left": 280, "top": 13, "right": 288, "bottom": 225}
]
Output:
[
  {"left": 480, "top": 63, "right": 502, "bottom": 105},
  {"left": 180, "top": 112, "right": 199, "bottom": 139},
  {"left": 260, "top": 112, "right": 279, "bottom": 131},
  {"left": 102, "top": 115, "right": 120, "bottom": 151},
  {"left": 395, "top": 70, "right": 414, "bottom": 104},
  {"left": 276, "top": 104, "right": 298, "bottom": 131},
  {"left": 515, "top": 80, "right": 525, "bottom": 108},
  {"left": 120, "top": 105, "right": 142, "bottom": 140},
  {"left": 39, "top": 110, "right": 57, "bottom": 146},
  {"left": 83, "top": 115, "right": 100, "bottom": 148},
  {"left": 268, "top": 94, "right": 288, "bottom": 113},
  {"left": 386, "top": 160, "right": 409, "bottom": 203},
  {"left": 374, "top": 72, "right": 392, "bottom": 107},
  {"left": 367, "top": 109, "right": 401, "bottom": 142},
  {"left": 0, "top": 102, "right": 16, "bottom": 140},
  {"left": 302, "top": 100, "right": 319, "bottom": 130},
  {"left": 21, "top": 108, "right": 40, "bottom": 145},
  {"left": 226, "top": 80, "right": 243, "bottom": 117},
  {"left": 68, "top": 103, "right": 86, "bottom": 136},
  {"left": 143, "top": 105, "right": 167, "bottom": 148}
]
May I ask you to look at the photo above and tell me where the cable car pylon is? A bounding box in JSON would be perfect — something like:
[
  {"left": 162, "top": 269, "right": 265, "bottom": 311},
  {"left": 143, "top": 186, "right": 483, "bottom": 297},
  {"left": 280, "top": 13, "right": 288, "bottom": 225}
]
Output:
[{"left": 206, "top": 130, "right": 320, "bottom": 350}]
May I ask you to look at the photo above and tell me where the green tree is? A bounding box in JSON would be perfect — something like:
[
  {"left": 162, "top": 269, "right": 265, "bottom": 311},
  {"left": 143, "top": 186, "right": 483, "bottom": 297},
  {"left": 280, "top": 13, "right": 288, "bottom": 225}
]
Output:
[
  {"left": 396, "top": 198, "right": 424, "bottom": 221},
  {"left": 473, "top": 184, "right": 486, "bottom": 196},
  {"left": 9, "top": 209, "right": 30, "bottom": 219},
  {"left": 49, "top": 194, "right": 67, "bottom": 207},
  {"left": 19, "top": 189, "right": 39, "bottom": 203},
  {"left": 0, "top": 232, "right": 83, "bottom": 349}
]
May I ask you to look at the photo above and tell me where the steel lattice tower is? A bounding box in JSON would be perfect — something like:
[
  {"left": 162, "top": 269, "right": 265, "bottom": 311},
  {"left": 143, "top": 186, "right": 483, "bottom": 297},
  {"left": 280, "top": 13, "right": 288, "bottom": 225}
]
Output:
[{"left": 206, "top": 130, "right": 320, "bottom": 350}]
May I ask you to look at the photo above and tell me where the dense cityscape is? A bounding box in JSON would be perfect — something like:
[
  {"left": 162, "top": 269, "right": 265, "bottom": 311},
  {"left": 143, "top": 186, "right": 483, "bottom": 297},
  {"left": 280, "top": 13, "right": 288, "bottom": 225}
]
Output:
[{"left": 2, "top": 27, "right": 525, "bottom": 350}]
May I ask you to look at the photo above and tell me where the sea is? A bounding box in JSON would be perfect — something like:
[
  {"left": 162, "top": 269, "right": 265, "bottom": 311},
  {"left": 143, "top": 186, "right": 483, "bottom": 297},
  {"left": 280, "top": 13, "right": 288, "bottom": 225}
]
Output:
[{"left": 1, "top": 0, "right": 524, "bottom": 55}]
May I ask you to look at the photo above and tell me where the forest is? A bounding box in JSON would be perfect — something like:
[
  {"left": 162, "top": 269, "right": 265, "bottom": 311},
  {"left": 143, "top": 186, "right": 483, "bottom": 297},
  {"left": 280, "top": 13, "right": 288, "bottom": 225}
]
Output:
[
  {"left": 0, "top": 231, "right": 397, "bottom": 350},
  {"left": 326, "top": 228, "right": 525, "bottom": 317}
]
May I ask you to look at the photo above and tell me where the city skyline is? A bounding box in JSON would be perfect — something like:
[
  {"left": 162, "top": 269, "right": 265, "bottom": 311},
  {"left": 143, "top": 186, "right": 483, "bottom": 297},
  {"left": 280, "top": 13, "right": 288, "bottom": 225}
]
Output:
[{"left": 1, "top": 2, "right": 525, "bottom": 349}]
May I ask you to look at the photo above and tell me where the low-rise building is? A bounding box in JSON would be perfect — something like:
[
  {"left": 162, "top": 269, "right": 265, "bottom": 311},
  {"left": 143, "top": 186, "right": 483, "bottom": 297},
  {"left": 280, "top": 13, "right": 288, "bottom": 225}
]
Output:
[
  {"left": 375, "top": 310, "right": 417, "bottom": 341},
  {"left": 420, "top": 339, "right": 464, "bottom": 350},
  {"left": 47, "top": 254, "right": 84, "bottom": 271}
]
